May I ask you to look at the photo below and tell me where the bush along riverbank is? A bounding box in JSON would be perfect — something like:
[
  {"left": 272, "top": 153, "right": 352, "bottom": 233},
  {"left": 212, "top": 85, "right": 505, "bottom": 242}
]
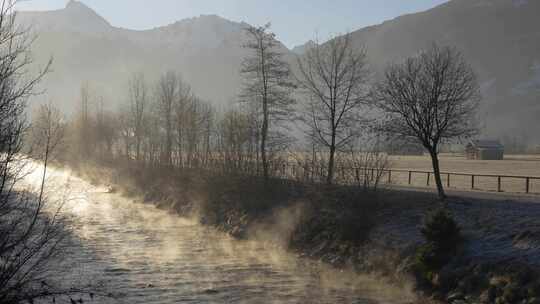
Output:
[{"left": 65, "top": 161, "right": 540, "bottom": 304}]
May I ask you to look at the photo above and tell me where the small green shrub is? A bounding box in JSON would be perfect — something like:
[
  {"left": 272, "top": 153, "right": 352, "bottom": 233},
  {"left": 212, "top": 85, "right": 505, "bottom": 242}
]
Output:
[
  {"left": 421, "top": 209, "right": 461, "bottom": 252},
  {"left": 415, "top": 209, "right": 462, "bottom": 275}
]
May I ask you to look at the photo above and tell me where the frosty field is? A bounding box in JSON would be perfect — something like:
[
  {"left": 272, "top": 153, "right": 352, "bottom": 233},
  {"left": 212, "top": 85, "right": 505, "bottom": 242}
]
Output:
[{"left": 384, "top": 154, "right": 540, "bottom": 194}]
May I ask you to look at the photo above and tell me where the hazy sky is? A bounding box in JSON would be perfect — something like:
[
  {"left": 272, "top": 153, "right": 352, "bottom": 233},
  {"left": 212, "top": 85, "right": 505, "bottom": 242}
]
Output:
[{"left": 16, "top": 0, "right": 450, "bottom": 48}]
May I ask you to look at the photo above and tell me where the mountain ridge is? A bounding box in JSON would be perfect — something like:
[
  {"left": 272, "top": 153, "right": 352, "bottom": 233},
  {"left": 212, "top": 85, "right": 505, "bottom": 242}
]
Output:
[
  {"left": 341, "top": 0, "right": 540, "bottom": 143},
  {"left": 16, "top": 0, "right": 540, "bottom": 145}
]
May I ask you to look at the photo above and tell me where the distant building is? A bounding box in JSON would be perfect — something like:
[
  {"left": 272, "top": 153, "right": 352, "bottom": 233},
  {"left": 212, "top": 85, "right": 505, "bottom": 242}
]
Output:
[{"left": 465, "top": 140, "right": 504, "bottom": 160}]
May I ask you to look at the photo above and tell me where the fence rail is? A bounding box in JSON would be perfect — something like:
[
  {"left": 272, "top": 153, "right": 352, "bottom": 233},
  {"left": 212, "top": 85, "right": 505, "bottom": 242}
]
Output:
[
  {"left": 267, "top": 162, "right": 540, "bottom": 195},
  {"left": 365, "top": 168, "right": 540, "bottom": 194},
  {"left": 159, "top": 158, "right": 540, "bottom": 195}
]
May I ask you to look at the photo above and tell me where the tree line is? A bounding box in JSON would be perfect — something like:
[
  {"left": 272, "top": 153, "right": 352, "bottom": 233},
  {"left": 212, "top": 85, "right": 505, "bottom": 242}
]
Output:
[{"left": 55, "top": 25, "right": 480, "bottom": 200}]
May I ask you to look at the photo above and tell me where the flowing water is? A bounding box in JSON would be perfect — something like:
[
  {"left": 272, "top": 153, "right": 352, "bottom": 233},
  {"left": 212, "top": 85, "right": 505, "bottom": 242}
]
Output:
[{"left": 24, "top": 166, "right": 416, "bottom": 304}]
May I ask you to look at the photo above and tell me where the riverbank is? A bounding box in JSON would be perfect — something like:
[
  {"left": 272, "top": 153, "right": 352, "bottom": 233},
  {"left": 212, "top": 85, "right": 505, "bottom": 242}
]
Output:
[{"left": 63, "top": 161, "right": 540, "bottom": 304}]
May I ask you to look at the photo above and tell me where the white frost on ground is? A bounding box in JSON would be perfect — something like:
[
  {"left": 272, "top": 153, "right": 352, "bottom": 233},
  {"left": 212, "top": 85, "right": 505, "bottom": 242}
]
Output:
[{"left": 370, "top": 189, "right": 540, "bottom": 267}]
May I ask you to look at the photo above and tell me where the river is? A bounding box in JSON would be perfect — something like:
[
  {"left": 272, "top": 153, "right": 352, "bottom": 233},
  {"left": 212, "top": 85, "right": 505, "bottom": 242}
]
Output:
[{"left": 23, "top": 165, "right": 416, "bottom": 304}]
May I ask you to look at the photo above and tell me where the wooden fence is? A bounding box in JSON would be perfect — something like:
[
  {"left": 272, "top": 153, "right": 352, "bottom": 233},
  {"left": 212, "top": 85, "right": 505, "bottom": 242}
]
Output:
[
  {"left": 268, "top": 162, "right": 540, "bottom": 195},
  {"left": 368, "top": 168, "right": 540, "bottom": 194},
  {"left": 181, "top": 159, "right": 540, "bottom": 195}
]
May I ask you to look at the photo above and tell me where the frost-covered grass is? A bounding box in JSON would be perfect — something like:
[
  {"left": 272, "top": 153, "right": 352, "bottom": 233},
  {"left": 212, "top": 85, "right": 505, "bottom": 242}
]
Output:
[{"left": 370, "top": 188, "right": 540, "bottom": 268}]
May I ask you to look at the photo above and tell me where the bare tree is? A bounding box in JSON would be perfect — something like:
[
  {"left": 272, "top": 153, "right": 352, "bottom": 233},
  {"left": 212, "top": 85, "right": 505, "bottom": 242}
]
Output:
[
  {"left": 296, "top": 33, "right": 370, "bottom": 184},
  {"left": 127, "top": 72, "right": 148, "bottom": 162},
  {"left": 156, "top": 71, "right": 180, "bottom": 167},
  {"left": 94, "top": 98, "right": 116, "bottom": 161},
  {"left": 185, "top": 97, "right": 211, "bottom": 167},
  {"left": 172, "top": 77, "right": 191, "bottom": 168},
  {"left": 30, "top": 103, "right": 66, "bottom": 187},
  {"left": 217, "top": 108, "right": 252, "bottom": 172},
  {"left": 200, "top": 102, "right": 214, "bottom": 166},
  {"left": 0, "top": 1, "right": 88, "bottom": 302},
  {"left": 372, "top": 43, "right": 480, "bottom": 199},
  {"left": 73, "top": 83, "right": 94, "bottom": 160},
  {"left": 117, "top": 108, "right": 132, "bottom": 161},
  {"left": 145, "top": 107, "right": 162, "bottom": 167},
  {"left": 342, "top": 138, "right": 390, "bottom": 192},
  {"left": 240, "top": 23, "right": 296, "bottom": 182}
]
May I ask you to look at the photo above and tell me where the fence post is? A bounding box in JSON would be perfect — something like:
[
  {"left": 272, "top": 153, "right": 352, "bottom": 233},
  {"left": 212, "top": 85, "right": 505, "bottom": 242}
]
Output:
[
  {"left": 447, "top": 173, "right": 451, "bottom": 188},
  {"left": 471, "top": 175, "right": 475, "bottom": 189},
  {"left": 388, "top": 170, "right": 392, "bottom": 184},
  {"left": 498, "top": 176, "right": 502, "bottom": 192},
  {"left": 526, "top": 177, "right": 530, "bottom": 194},
  {"left": 408, "top": 171, "right": 412, "bottom": 185},
  {"left": 427, "top": 172, "right": 430, "bottom": 186}
]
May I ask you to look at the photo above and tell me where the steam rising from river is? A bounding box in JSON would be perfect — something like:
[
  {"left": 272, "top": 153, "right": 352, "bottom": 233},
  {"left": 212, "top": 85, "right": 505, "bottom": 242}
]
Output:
[{"left": 22, "top": 163, "right": 416, "bottom": 303}]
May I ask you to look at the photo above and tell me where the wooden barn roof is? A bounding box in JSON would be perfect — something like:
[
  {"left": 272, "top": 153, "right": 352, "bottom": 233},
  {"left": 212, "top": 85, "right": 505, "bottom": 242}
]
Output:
[{"left": 468, "top": 140, "right": 504, "bottom": 149}]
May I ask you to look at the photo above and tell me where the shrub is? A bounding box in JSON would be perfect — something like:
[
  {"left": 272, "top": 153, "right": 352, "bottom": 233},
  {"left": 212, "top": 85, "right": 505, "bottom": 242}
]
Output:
[
  {"left": 421, "top": 209, "right": 462, "bottom": 252},
  {"left": 415, "top": 209, "right": 462, "bottom": 274}
]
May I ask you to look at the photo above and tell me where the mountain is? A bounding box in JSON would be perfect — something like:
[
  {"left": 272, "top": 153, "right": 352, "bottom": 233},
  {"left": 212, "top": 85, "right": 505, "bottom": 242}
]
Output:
[
  {"left": 19, "top": 0, "right": 111, "bottom": 34},
  {"left": 17, "top": 0, "right": 540, "bottom": 144},
  {"left": 291, "top": 40, "right": 317, "bottom": 55},
  {"left": 18, "top": 1, "right": 264, "bottom": 114},
  {"left": 339, "top": 0, "right": 540, "bottom": 143}
]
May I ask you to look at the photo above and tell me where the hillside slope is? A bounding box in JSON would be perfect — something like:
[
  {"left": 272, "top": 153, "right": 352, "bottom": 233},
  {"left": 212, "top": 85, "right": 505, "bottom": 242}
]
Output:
[
  {"left": 18, "top": 0, "right": 540, "bottom": 144},
  {"left": 18, "top": 1, "right": 259, "bottom": 113},
  {"left": 342, "top": 0, "right": 540, "bottom": 143}
]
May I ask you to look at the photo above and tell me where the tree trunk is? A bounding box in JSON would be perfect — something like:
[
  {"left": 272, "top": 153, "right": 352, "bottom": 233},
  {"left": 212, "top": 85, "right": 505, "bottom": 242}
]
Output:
[
  {"left": 260, "top": 41, "right": 269, "bottom": 183},
  {"left": 429, "top": 149, "right": 446, "bottom": 200},
  {"left": 261, "top": 103, "right": 269, "bottom": 182},
  {"left": 125, "top": 139, "right": 130, "bottom": 161},
  {"left": 136, "top": 137, "right": 141, "bottom": 162},
  {"left": 326, "top": 144, "right": 336, "bottom": 185},
  {"left": 166, "top": 119, "right": 172, "bottom": 167}
]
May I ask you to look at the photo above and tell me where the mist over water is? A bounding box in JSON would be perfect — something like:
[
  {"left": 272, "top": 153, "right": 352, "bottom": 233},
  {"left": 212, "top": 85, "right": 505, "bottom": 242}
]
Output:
[{"left": 21, "top": 165, "right": 415, "bottom": 304}]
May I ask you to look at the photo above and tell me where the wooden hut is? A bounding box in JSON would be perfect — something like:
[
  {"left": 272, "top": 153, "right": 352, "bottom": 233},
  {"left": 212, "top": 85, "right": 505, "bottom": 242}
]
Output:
[{"left": 465, "top": 140, "right": 504, "bottom": 160}]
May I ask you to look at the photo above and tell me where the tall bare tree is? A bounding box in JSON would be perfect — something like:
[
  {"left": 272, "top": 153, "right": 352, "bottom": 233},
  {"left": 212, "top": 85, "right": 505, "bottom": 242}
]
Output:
[
  {"left": 127, "top": 72, "right": 148, "bottom": 162},
  {"left": 201, "top": 102, "right": 214, "bottom": 166},
  {"left": 296, "top": 33, "right": 370, "bottom": 184},
  {"left": 240, "top": 24, "right": 295, "bottom": 182},
  {"left": 217, "top": 109, "right": 251, "bottom": 172},
  {"left": 74, "top": 83, "right": 93, "bottom": 160},
  {"left": 0, "top": 1, "right": 88, "bottom": 302},
  {"left": 172, "top": 77, "right": 191, "bottom": 167},
  {"left": 94, "top": 98, "right": 116, "bottom": 160},
  {"left": 117, "top": 108, "right": 132, "bottom": 161},
  {"left": 30, "top": 103, "right": 66, "bottom": 173},
  {"left": 372, "top": 43, "right": 480, "bottom": 199},
  {"left": 156, "top": 71, "right": 180, "bottom": 167}
]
